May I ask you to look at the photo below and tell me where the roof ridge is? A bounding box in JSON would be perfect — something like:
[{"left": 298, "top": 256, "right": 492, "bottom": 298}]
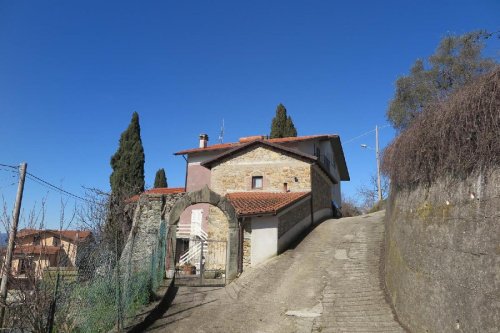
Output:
[{"left": 174, "top": 134, "right": 339, "bottom": 155}]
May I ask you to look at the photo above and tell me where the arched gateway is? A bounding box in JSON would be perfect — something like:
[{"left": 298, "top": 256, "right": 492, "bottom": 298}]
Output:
[{"left": 166, "top": 186, "right": 239, "bottom": 284}]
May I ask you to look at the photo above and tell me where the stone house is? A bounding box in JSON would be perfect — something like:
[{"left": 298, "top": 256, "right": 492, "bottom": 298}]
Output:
[
  {"left": 2, "top": 229, "right": 92, "bottom": 279},
  {"left": 174, "top": 134, "right": 349, "bottom": 268}
]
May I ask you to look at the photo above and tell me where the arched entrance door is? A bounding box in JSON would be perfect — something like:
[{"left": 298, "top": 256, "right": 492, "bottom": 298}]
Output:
[{"left": 166, "top": 186, "right": 238, "bottom": 285}]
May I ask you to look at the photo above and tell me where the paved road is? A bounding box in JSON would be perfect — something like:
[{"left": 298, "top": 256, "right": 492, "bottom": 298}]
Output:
[{"left": 147, "top": 211, "right": 405, "bottom": 333}]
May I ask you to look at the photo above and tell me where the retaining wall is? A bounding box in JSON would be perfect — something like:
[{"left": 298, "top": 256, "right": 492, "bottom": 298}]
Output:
[{"left": 384, "top": 168, "right": 500, "bottom": 333}]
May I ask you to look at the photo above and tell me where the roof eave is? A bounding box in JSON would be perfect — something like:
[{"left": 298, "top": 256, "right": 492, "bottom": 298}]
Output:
[
  {"left": 201, "top": 140, "right": 318, "bottom": 169},
  {"left": 329, "top": 136, "right": 350, "bottom": 181}
]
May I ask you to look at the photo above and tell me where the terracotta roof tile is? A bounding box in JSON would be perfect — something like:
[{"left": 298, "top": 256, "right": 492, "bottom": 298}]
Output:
[
  {"left": 17, "top": 229, "right": 92, "bottom": 242},
  {"left": 127, "top": 187, "right": 185, "bottom": 203},
  {"left": 227, "top": 191, "right": 311, "bottom": 216},
  {"left": 174, "top": 135, "right": 334, "bottom": 155}
]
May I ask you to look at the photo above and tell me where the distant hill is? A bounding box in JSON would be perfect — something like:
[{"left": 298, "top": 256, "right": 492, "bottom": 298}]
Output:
[{"left": 0, "top": 233, "right": 8, "bottom": 247}]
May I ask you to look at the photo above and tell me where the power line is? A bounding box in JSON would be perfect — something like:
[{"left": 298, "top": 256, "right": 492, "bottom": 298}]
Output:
[
  {"left": 343, "top": 125, "right": 390, "bottom": 145},
  {"left": 25, "top": 172, "right": 94, "bottom": 205},
  {"left": 0, "top": 168, "right": 18, "bottom": 176},
  {"left": 1, "top": 163, "right": 105, "bottom": 206},
  {"left": 0, "top": 182, "right": 17, "bottom": 190},
  {"left": 0, "top": 163, "right": 18, "bottom": 170}
]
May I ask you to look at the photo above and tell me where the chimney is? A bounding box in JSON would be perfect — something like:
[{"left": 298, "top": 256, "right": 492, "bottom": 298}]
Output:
[
  {"left": 199, "top": 134, "right": 209, "bottom": 148},
  {"left": 239, "top": 135, "right": 266, "bottom": 143}
]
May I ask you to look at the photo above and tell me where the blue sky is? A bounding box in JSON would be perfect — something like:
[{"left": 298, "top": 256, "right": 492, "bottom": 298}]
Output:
[{"left": 1, "top": 1, "right": 498, "bottom": 230}]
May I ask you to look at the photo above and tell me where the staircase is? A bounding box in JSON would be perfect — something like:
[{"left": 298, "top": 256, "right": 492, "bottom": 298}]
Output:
[{"left": 178, "top": 224, "right": 208, "bottom": 268}]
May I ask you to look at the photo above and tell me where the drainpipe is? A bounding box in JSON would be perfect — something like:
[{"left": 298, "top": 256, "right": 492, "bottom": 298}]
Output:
[
  {"left": 181, "top": 155, "right": 188, "bottom": 191},
  {"left": 237, "top": 218, "right": 243, "bottom": 274}
]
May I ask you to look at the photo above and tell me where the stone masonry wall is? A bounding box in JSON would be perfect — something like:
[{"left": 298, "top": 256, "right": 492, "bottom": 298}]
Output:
[
  {"left": 210, "top": 146, "right": 311, "bottom": 195},
  {"left": 207, "top": 205, "right": 229, "bottom": 241},
  {"left": 311, "top": 165, "right": 333, "bottom": 213},
  {"left": 120, "top": 192, "right": 186, "bottom": 272},
  {"left": 384, "top": 168, "right": 500, "bottom": 333},
  {"left": 205, "top": 206, "right": 229, "bottom": 271},
  {"left": 243, "top": 220, "right": 251, "bottom": 269},
  {"left": 278, "top": 197, "right": 311, "bottom": 238}
]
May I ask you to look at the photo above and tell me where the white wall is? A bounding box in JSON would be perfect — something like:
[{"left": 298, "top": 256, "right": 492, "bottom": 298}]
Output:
[
  {"left": 333, "top": 182, "right": 341, "bottom": 208},
  {"left": 251, "top": 216, "right": 278, "bottom": 266}
]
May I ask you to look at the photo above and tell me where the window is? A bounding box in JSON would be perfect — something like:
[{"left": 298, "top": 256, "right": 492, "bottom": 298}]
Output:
[
  {"left": 33, "top": 235, "right": 41, "bottom": 246},
  {"left": 252, "top": 176, "right": 263, "bottom": 189},
  {"left": 53, "top": 237, "right": 60, "bottom": 246},
  {"left": 283, "top": 183, "right": 288, "bottom": 192},
  {"left": 18, "top": 258, "right": 34, "bottom": 275}
]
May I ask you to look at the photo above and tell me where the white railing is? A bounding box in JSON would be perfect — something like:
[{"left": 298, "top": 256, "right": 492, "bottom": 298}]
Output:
[
  {"left": 177, "top": 224, "right": 208, "bottom": 240},
  {"left": 178, "top": 241, "right": 208, "bottom": 266},
  {"left": 177, "top": 224, "right": 191, "bottom": 238},
  {"left": 177, "top": 223, "right": 209, "bottom": 266}
]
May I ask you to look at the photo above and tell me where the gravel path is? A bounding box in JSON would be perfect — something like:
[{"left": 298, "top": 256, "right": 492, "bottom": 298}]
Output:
[{"left": 147, "top": 211, "right": 405, "bottom": 333}]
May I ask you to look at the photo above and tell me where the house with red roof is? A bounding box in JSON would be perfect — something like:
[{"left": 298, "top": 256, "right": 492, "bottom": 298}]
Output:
[
  {"left": 2, "top": 229, "right": 93, "bottom": 279},
  {"left": 174, "top": 134, "right": 349, "bottom": 268}
]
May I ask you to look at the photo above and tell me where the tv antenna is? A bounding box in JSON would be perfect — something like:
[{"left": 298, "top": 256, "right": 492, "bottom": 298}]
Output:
[{"left": 218, "top": 119, "right": 225, "bottom": 143}]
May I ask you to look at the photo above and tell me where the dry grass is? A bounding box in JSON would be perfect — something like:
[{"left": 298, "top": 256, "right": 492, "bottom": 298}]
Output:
[{"left": 382, "top": 67, "right": 500, "bottom": 189}]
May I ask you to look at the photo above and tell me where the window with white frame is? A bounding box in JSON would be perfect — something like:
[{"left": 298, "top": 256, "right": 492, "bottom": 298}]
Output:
[{"left": 252, "top": 176, "right": 263, "bottom": 189}]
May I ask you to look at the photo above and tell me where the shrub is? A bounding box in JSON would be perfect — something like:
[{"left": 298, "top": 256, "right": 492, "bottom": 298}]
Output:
[{"left": 382, "top": 68, "right": 500, "bottom": 189}]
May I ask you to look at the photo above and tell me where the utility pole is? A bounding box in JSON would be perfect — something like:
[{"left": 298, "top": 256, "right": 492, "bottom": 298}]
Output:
[
  {"left": 375, "top": 126, "right": 382, "bottom": 202},
  {"left": 0, "top": 162, "right": 27, "bottom": 327}
]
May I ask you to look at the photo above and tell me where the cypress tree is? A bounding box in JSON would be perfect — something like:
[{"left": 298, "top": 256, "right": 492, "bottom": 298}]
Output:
[
  {"left": 154, "top": 168, "right": 168, "bottom": 188},
  {"left": 270, "top": 103, "right": 297, "bottom": 138},
  {"left": 285, "top": 116, "right": 297, "bottom": 137},
  {"left": 110, "top": 112, "right": 145, "bottom": 196}
]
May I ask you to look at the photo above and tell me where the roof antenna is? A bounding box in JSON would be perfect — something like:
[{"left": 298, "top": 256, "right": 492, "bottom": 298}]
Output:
[{"left": 218, "top": 118, "right": 225, "bottom": 143}]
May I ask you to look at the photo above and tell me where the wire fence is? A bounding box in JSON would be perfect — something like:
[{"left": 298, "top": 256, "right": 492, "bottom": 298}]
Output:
[{"left": 2, "top": 221, "right": 167, "bottom": 332}]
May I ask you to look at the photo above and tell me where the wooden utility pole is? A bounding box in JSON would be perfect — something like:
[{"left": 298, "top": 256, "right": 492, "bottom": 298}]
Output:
[
  {"left": 375, "top": 126, "right": 382, "bottom": 202},
  {"left": 0, "top": 162, "right": 27, "bottom": 327}
]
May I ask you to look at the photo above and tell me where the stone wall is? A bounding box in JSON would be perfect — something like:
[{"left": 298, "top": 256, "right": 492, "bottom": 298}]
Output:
[
  {"left": 278, "top": 197, "right": 311, "bottom": 238},
  {"left": 120, "top": 192, "right": 186, "bottom": 272},
  {"left": 311, "top": 165, "right": 333, "bottom": 213},
  {"left": 167, "top": 186, "right": 240, "bottom": 282},
  {"left": 211, "top": 146, "right": 311, "bottom": 195},
  {"left": 384, "top": 168, "right": 500, "bottom": 333},
  {"left": 243, "top": 220, "right": 251, "bottom": 269},
  {"left": 207, "top": 205, "right": 229, "bottom": 241}
]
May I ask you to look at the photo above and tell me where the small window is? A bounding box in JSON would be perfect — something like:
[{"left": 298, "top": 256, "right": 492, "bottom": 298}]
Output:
[
  {"left": 283, "top": 183, "right": 288, "bottom": 192},
  {"left": 53, "top": 237, "right": 60, "bottom": 246},
  {"left": 33, "top": 235, "right": 41, "bottom": 246},
  {"left": 18, "top": 259, "right": 34, "bottom": 274},
  {"left": 252, "top": 176, "right": 263, "bottom": 189}
]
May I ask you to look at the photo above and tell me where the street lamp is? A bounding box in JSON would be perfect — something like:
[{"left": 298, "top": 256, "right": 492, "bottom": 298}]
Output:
[{"left": 361, "top": 125, "right": 382, "bottom": 202}]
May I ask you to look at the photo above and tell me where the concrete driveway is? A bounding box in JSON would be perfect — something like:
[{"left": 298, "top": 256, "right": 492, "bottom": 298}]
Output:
[{"left": 147, "top": 211, "right": 405, "bottom": 333}]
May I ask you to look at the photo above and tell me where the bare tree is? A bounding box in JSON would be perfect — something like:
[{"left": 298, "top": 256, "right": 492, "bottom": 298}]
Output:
[
  {"left": 0, "top": 196, "right": 84, "bottom": 332},
  {"left": 341, "top": 194, "right": 362, "bottom": 217},
  {"left": 356, "top": 174, "right": 389, "bottom": 213}
]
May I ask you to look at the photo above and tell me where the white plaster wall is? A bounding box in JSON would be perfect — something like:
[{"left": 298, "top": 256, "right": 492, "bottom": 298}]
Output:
[
  {"left": 333, "top": 182, "right": 341, "bottom": 207},
  {"left": 277, "top": 213, "right": 311, "bottom": 253},
  {"left": 314, "top": 207, "right": 333, "bottom": 224},
  {"left": 187, "top": 151, "right": 221, "bottom": 164},
  {"left": 251, "top": 216, "right": 278, "bottom": 266}
]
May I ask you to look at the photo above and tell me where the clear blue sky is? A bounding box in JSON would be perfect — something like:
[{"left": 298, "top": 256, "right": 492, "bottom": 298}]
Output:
[{"left": 1, "top": 1, "right": 498, "bottom": 230}]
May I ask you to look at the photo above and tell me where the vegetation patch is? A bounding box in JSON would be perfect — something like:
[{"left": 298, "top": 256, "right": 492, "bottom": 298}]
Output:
[{"left": 383, "top": 68, "right": 500, "bottom": 189}]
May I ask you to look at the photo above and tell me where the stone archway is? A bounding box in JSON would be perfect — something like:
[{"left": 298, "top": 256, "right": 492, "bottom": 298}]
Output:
[{"left": 167, "top": 185, "right": 239, "bottom": 282}]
